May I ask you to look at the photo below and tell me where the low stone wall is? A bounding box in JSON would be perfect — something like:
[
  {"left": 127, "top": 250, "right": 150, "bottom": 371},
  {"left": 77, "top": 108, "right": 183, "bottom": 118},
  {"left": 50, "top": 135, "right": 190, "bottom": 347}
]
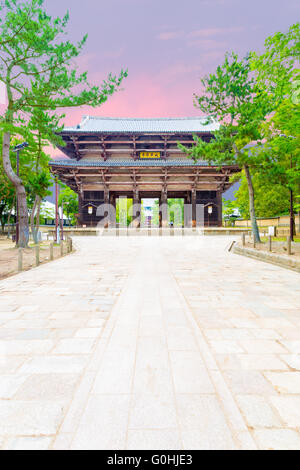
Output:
[
  {"left": 47, "top": 228, "right": 97, "bottom": 237},
  {"left": 48, "top": 227, "right": 252, "bottom": 237},
  {"left": 203, "top": 228, "right": 251, "bottom": 236},
  {"left": 235, "top": 214, "right": 300, "bottom": 236},
  {"left": 232, "top": 243, "right": 300, "bottom": 273}
]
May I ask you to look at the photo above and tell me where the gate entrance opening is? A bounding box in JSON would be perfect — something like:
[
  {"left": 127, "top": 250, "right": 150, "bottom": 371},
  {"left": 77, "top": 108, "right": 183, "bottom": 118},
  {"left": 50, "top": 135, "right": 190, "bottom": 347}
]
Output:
[
  {"left": 141, "top": 199, "right": 159, "bottom": 227},
  {"left": 115, "top": 197, "right": 185, "bottom": 228},
  {"left": 167, "top": 198, "right": 184, "bottom": 228},
  {"left": 116, "top": 197, "right": 133, "bottom": 228}
]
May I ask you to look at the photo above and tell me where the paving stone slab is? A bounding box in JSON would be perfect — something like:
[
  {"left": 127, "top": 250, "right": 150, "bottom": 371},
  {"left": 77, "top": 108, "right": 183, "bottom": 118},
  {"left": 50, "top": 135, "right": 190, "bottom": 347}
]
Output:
[{"left": 0, "top": 236, "right": 299, "bottom": 449}]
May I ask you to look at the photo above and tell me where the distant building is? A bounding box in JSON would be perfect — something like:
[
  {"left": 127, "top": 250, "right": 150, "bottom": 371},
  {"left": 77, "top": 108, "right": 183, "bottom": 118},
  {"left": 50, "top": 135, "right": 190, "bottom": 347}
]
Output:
[{"left": 39, "top": 201, "right": 70, "bottom": 226}]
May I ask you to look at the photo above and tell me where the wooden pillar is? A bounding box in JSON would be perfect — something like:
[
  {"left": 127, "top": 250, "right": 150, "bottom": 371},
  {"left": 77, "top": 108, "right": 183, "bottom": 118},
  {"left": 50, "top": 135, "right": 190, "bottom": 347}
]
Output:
[
  {"left": 192, "top": 189, "right": 197, "bottom": 228},
  {"left": 104, "top": 187, "right": 109, "bottom": 228},
  {"left": 133, "top": 188, "right": 141, "bottom": 228},
  {"left": 184, "top": 191, "right": 192, "bottom": 228},
  {"left": 110, "top": 192, "right": 117, "bottom": 228},
  {"left": 158, "top": 196, "right": 162, "bottom": 228},
  {"left": 110, "top": 192, "right": 116, "bottom": 210},
  {"left": 132, "top": 136, "right": 137, "bottom": 160},
  {"left": 216, "top": 191, "right": 222, "bottom": 227},
  {"left": 160, "top": 189, "right": 168, "bottom": 228},
  {"left": 163, "top": 136, "right": 168, "bottom": 160},
  {"left": 78, "top": 193, "right": 83, "bottom": 227},
  {"left": 104, "top": 187, "right": 109, "bottom": 204},
  {"left": 268, "top": 235, "right": 272, "bottom": 252}
]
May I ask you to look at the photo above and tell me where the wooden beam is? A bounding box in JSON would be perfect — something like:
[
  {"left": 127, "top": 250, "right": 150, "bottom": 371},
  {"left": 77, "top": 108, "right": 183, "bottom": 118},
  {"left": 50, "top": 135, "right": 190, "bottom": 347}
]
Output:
[
  {"left": 71, "top": 137, "right": 80, "bottom": 160},
  {"left": 99, "top": 169, "right": 110, "bottom": 187},
  {"left": 72, "top": 140, "right": 196, "bottom": 145},
  {"left": 57, "top": 173, "right": 231, "bottom": 182},
  {"left": 77, "top": 148, "right": 189, "bottom": 154},
  {"left": 51, "top": 163, "right": 240, "bottom": 171},
  {"left": 58, "top": 171, "right": 233, "bottom": 178},
  {"left": 101, "top": 181, "right": 218, "bottom": 185},
  {"left": 132, "top": 136, "right": 137, "bottom": 160},
  {"left": 73, "top": 171, "right": 83, "bottom": 197},
  {"left": 98, "top": 137, "right": 108, "bottom": 161}
]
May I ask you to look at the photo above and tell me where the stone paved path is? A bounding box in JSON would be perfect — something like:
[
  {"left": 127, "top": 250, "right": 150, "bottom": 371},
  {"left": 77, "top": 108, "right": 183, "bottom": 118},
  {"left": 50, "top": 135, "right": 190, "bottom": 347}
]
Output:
[{"left": 0, "top": 235, "right": 299, "bottom": 450}]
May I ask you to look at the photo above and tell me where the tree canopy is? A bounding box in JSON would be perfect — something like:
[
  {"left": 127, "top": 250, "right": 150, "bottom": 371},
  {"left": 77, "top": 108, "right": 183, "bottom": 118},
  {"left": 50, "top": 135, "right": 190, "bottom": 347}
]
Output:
[
  {"left": 180, "top": 23, "right": 300, "bottom": 241},
  {"left": 180, "top": 52, "right": 272, "bottom": 241},
  {"left": 234, "top": 171, "right": 291, "bottom": 219},
  {"left": 58, "top": 186, "right": 78, "bottom": 226},
  {"left": 0, "top": 0, "right": 127, "bottom": 246}
]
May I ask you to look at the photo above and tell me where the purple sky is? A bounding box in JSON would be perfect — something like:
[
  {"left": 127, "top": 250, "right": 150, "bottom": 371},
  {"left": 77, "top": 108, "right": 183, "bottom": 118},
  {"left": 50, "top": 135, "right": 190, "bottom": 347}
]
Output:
[{"left": 42, "top": 0, "right": 298, "bottom": 126}]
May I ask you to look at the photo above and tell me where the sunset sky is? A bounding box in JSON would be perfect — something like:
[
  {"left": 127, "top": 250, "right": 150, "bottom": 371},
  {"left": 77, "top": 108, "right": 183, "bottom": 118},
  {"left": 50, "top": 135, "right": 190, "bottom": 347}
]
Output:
[
  {"left": 0, "top": 0, "right": 298, "bottom": 159},
  {"left": 43, "top": 0, "right": 297, "bottom": 127}
]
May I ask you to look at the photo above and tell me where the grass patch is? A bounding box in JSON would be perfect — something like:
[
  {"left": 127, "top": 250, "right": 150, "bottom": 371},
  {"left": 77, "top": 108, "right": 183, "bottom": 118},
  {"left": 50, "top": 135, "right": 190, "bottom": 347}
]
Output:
[{"left": 260, "top": 237, "right": 300, "bottom": 243}]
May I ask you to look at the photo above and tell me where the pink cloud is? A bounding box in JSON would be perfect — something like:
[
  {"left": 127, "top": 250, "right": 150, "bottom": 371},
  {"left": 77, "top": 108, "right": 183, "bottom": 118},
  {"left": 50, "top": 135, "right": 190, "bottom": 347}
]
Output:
[
  {"left": 154, "top": 63, "right": 204, "bottom": 92},
  {"left": 54, "top": 72, "right": 199, "bottom": 122},
  {"left": 157, "top": 31, "right": 184, "bottom": 40},
  {"left": 189, "top": 26, "right": 244, "bottom": 38},
  {"left": 47, "top": 70, "right": 205, "bottom": 160},
  {"left": 187, "top": 38, "right": 227, "bottom": 49}
]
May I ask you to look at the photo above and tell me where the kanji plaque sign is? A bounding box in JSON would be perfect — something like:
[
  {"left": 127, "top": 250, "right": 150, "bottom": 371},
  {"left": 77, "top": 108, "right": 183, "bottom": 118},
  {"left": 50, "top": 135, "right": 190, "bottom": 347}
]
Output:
[{"left": 140, "top": 151, "right": 161, "bottom": 159}]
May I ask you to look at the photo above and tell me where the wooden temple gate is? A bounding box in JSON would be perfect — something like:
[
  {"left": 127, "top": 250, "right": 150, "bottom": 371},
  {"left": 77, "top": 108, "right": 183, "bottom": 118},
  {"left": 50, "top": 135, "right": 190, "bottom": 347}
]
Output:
[{"left": 50, "top": 117, "right": 240, "bottom": 228}]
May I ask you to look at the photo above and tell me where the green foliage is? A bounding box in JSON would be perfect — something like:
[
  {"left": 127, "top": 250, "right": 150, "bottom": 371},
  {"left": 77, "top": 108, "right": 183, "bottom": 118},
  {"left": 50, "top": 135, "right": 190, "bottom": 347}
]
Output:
[
  {"left": 250, "top": 23, "right": 300, "bottom": 104},
  {"left": 179, "top": 52, "right": 272, "bottom": 165},
  {"left": 168, "top": 199, "right": 184, "bottom": 226},
  {"left": 0, "top": 133, "right": 34, "bottom": 227},
  {"left": 222, "top": 198, "right": 239, "bottom": 223},
  {"left": 234, "top": 171, "right": 291, "bottom": 219},
  {"left": 0, "top": 0, "right": 127, "bottom": 246},
  {"left": 116, "top": 198, "right": 133, "bottom": 226},
  {"left": 39, "top": 201, "right": 55, "bottom": 221},
  {"left": 58, "top": 186, "right": 78, "bottom": 226},
  {"left": 0, "top": 157, "right": 14, "bottom": 229},
  {"left": 180, "top": 24, "right": 300, "bottom": 241},
  {"left": 250, "top": 23, "right": 300, "bottom": 214},
  {"left": 251, "top": 101, "right": 300, "bottom": 193},
  {"left": 0, "top": 0, "right": 127, "bottom": 130},
  {"left": 179, "top": 52, "right": 271, "bottom": 241},
  {"left": 141, "top": 199, "right": 160, "bottom": 227},
  {"left": 26, "top": 170, "right": 52, "bottom": 203},
  {"left": 140, "top": 199, "right": 184, "bottom": 227}
]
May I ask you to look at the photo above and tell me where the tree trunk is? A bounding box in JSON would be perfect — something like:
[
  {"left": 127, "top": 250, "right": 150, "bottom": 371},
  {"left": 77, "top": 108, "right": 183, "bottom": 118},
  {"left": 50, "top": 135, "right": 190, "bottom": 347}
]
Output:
[
  {"left": 290, "top": 189, "right": 295, "bottom": 242},
  {"left": 30, "top": 196, "right": 42, "bottom": 244},
  {"left": 35, "top": 196, "right": 42, "bottom": 243},
  {"left": 30, "top": 195, "right": 38, "bottom": 244},
  {"left": 0, "top": 206, "right": 4, "bottom": 234},
  {"left": 2, "top": 132, "right": 29, "bottom": 247},
  {"left": 244, "top": 164, "right": 261, "bottom": 243},
  {"left": 7, "top": 194, "right": 15, "bottom": 239}
]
